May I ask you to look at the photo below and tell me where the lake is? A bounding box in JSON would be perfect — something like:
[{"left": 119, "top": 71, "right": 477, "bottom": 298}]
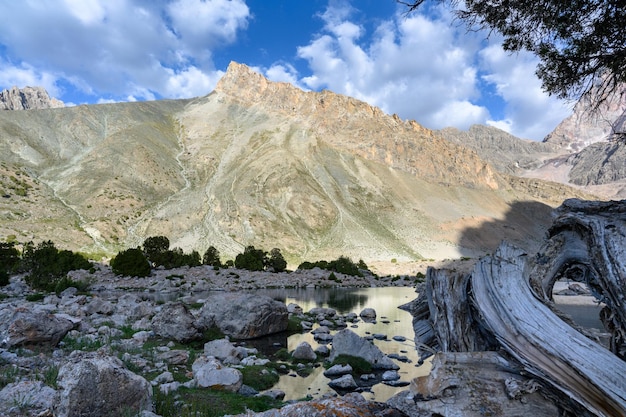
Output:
[{"left": 237, "top": 286, "right": 607, "bottom": 402}]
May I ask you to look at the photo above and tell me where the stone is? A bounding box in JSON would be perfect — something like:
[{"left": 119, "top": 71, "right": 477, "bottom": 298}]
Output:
[
  {"left": 198, "top": 294, "right": 288, "bottom": 339},
  {"left": 287, "top": 303, "right": 303, "bottom": 314},
  {"left": 291, "top": 341, "right": 317, "bottom": 361},
  {"left": 0, "top": 308, "right": 79, "bottom": 348},
  {"left": 323, "top": 364, "right": 352, "bottom": 377},
  {"left": 328, "top": 374, "right": 358, "bottom": 390},
  {"left": 381, "top": 370, "right": 400, "bottom": 381},
  {"left": 192, "top": 356, "right": 243, "bottom": 392},
  {"left": 204, "top": 338, "right": 241, "bottom": 363},
  {"left": 329, "top": 329, "right": 399, "bottom": 370},
  {"left": 156, "top": 349, "right": 190, "bottom": 365},
  {"left": 260, "top": 389, "right": 286, "bottom": 401},
  {"left": 315, "top": 345, "right": 330, "bottom": 356},
  {"left": 151, "top": 302, "right": 201, "bottom": 342},
  {"left": 226, "top": 392, "right": 407, "bottom": 416},
  {"left": 56, "top": 352, "right": 153, "bottom": 417},
  {"left": 0, "top": 380, "right": 56, "bottom": 416},
  {"left": 359, "top": 308, "right": 377, "bottom": 319}
]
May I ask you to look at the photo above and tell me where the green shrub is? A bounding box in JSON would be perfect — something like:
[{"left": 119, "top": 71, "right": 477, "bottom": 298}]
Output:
[
  {"left": 22, "top": 241, "right": 91, "bottom": 291},
  {"left": 111, "top": 248, "right": 151, "bottom": 277},
  {"left": 234, "top": 246, "right": 266, "bottom": 271}
]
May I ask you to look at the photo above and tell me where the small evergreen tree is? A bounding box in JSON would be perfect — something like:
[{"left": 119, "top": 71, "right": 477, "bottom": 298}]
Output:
[
  {"left": 267, "top": 248, "right": 287, "bottom": 273},
  {"left": 111, "top": 247, "right": 151, "bottom": 277},
  {"left": 142, "top": 236, "right": 170, "bottom": 266},
  {"left": 22, "top": 240, "right": 91, "bottom": 291},
  {"left": 202, "top": 246, "right": 221, "bottom": 268},
  {"left": 0, "top": 242, "right": 20, "bottom": 286}
]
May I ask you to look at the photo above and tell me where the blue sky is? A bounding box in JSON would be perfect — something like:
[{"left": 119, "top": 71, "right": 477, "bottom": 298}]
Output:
[{"left": 0, "top": 0, "right": 572, "bottom": 140}]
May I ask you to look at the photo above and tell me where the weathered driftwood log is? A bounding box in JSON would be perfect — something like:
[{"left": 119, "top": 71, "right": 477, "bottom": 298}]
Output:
[{"left": 402, "top": 199, "right": 626, "bottom": 417}]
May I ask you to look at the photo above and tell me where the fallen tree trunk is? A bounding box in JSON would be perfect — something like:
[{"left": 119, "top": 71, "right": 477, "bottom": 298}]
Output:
[{"left": 399, "top": 199, "right": 626, "bottom": 417}]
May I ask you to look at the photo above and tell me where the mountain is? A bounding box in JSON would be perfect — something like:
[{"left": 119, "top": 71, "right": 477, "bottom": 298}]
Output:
[
  {"left": 0, "top": 86, "right": 64, "bottom": 110},
  {"left": 0, "top": 62, "right": 593, "bottom": 269},
  {"left": 438, "top": 83, "right": 626, "bottom": 200}
]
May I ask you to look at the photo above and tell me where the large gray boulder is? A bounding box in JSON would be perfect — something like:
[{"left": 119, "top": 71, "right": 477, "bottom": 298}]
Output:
[
  {"left": 0, "top": 308, "right": 79, "bottom": 348},
  {"left": 56, "top": 352, "right": 153, "bottom": 417},
  {"left": 204, "top": 338, "right": 244, "bottom": 364},
  {"left": 329, "top": 329, "right": 399, "bottom": 370},
  {"left": 227, "top": 392, "right": 407, "bottom": 416},
  {"left": 198, "top": 294, "right": 288, "bottom": 339},
  {"left": 151, "top": 302, "right": 201, "bottom": 342},
  {"left": 192, "top": 356, "right": 243, "bottom": 392},
  {"left": 292, "top": 341, "right": 317, "bottom": 361}
]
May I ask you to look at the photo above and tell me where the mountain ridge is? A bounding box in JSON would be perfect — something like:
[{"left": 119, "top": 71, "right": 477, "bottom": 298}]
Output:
[{"left": 0, "top": 63, "right": 596, "bottom": 272}]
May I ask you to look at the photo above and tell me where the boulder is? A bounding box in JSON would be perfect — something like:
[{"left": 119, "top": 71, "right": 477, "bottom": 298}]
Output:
[
  {"left": 328, "top": 374, "right": 358, "bottom": 390},
  {"left": 192, "top": 356, "right": 243, "bottom": 392},
  {"left": 324, "top": 364, "right": 352, "bottom": 377},
  {"left": 0, "top": 380, "right": 56, "bottom": 416},
  {"left": 0, "top": 308, "right": 79, "bottom": 348},
  {"left": 56, "top": 352, "right": 153, "bottom": 417},
  {"left": 198, "top": 294, "right": 288, "bottom": 339},
  {"left": 359, "top": 308, "right": 377, "bottom": 319},
  {"left": 151, "top": 302, "right": 201, "bottom": 342},
  {"left": 204, "top": 338, "right": 242, "bottom": 364},
  {"left": 291, "top": 341, "right": 317, "bottom": 361},
  {"left": 156, "top": 349, "right": 190, "bottom": 365},
  {"left": 227, "top": 392, "right": 407, "bottom": 416},
  {"left": 329, "top": 329, "right": 399, "bottom": 370}
]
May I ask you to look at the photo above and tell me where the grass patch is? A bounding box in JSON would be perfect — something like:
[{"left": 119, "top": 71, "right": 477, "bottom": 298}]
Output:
[
  {"left": 25, "top": 293, "right": 45, "bottom": 302},
  {"left": 240, "top": 365, "right": 279, "bottom": 391},
  {"left": 0, "top": 365, "right": 21, "bottom": 389},
  {"left": 154, "top": 387, "right": 282, "bottom": 417},
  {"left": 60, "top": 335, "right": 103, "bottom": 352},
  {"left": 328, "top": 354, "right": 372, "bottom": 374}
]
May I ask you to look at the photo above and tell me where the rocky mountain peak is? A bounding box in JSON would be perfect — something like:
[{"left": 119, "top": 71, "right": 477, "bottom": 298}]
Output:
[
  {"left": 543, "top": 83, "right": 626, "bottom": 152},
  {"left": 0, "top": 85, "right": 64, "bottom": 110}
]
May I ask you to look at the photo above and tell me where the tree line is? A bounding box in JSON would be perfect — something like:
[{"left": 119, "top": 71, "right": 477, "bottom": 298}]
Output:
[{"left": 1, "top": 236, "right": 372, "bottom": 289}]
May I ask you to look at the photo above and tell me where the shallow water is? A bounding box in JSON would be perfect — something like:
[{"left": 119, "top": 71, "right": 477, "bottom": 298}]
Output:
[{"left": 242, "top": 286, "right": 431, "bottom": 402}]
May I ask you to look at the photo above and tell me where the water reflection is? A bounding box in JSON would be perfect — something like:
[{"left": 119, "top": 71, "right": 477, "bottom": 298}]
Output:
[{"left": 244, "top": 287, "right": 432, "bottom": 402}]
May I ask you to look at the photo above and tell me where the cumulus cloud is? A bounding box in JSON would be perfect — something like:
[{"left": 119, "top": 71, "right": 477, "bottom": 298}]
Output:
[
  {"left": 290, "top": 2, "right": 570, "bottom": 139},
  {"left": 479, "top": 44, "right": 572, "bottom": 139},
  {"left": 0, "top": 0, "right": 250, "bottom": 102}
]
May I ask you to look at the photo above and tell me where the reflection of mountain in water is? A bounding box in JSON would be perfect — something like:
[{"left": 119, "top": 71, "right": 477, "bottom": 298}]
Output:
[{"left": 243, "top": 287, "right": 370, "bottom": 314}]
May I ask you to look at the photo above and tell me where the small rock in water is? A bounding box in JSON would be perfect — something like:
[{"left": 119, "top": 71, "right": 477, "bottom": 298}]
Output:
[{"left": 328, "top": 374, "right": 358, "bottom": 390}]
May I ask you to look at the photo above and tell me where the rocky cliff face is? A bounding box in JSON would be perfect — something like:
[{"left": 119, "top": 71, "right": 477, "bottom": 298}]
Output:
[
  {"left": 544, "top": 84, "right": 626, "bottom": 151},
  {"left": 0, "top": 86, "right": 64, "bottom": 110}
]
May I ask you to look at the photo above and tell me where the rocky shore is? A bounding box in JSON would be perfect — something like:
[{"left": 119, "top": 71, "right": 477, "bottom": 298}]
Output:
[
  {"left": 0, "top": 262, "right": 600, "bottom": 417},
  {"left": 0, "top": 264, "right": 419, "bottom": 417}
]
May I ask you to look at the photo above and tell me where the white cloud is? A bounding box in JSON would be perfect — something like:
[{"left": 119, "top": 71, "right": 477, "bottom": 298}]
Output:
[
  {"left": 291, "top": 2, "right": 571, "bottom": 140},
  {"left": 0, "top": 0, "right": 250, "bottom": 103},
  {"left": 0, "top": 61, "right": 61, "bottom": 97},
  {"left": 479, "top": 44, "right": 572, "bottom": 139},
  {"left": 264, "top": 64, "right": 301, "bottom": 87},
  {"left": 295, "top": 3, "right": 488, "bottom": 131}
]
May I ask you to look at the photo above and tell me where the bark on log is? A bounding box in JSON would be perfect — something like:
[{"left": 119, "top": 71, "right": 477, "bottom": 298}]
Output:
[{"left": 405, "top": 199, "right": 626, "bottom": 417}]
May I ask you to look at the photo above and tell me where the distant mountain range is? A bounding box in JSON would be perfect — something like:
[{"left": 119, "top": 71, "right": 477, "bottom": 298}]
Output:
[{"left": 1, "top": 63, "right": 622, "bottom": 270}]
